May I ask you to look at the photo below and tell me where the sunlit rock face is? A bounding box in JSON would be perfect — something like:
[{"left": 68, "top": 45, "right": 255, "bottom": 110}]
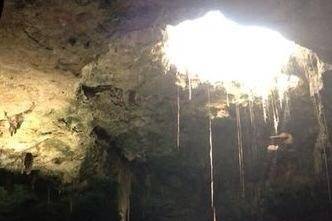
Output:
[
  {"left": 0, "top": 63, "right": 89, "bottom": 182},
  {"left": 0, "top": 0, "right": 119, "bottom": 182}
]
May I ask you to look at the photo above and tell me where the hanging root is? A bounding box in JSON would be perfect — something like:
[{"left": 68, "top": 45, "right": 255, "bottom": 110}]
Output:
[
  {"left": 207, "top": 86, "right": 217, "bottom": 221},
  {"left": 236, "top": 104, "right": 245, "bottom": 198},
  {"left": 177, "top": 86, "right": 181, "bottom": 150}
]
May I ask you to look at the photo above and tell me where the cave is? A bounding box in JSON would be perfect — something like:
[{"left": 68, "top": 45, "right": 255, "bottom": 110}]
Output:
[{"left": 1, "top": 1, "right": 332, "bottom": 221}]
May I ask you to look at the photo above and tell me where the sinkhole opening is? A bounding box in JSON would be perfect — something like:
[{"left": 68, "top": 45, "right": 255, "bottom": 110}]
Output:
[{"left": 164, "top": 10, "right": 300, "bottom": 98}]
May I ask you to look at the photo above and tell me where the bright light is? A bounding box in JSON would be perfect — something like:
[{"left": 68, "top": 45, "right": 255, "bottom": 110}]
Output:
[{"left": 164, "top": 11, "right": 298, "bottom": 97}]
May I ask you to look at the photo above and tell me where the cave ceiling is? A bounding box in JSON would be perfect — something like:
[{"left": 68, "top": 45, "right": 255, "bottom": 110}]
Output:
[{"left": 1, "top": 0, "right": 332, "bottom": 75}]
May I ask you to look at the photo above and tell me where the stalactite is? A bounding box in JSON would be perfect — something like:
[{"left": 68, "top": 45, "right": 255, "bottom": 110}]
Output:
[
  {"left": 236, "top": 104, "right": 245, "bottom": 199},
  {"left": 207, "top": 86, "right": 217, "bottom": 221}
]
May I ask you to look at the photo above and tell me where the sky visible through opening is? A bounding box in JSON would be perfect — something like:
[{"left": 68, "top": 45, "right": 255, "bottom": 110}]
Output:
[{"left": 164, "top": 11, "right": 299, "bottom": 97}]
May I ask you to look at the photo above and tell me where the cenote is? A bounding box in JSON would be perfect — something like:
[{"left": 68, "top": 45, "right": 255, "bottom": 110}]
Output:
[{"left": 0, "top": 1, "right": 332, "bottom": 221}]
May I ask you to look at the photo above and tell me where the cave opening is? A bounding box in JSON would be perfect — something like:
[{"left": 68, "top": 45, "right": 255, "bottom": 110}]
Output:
[
  {"left": 160, "top": 10, "right": 332, "bottom": 221},
  {"left": 164, "top": 10, "right": 299, "bottom": 98}
]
